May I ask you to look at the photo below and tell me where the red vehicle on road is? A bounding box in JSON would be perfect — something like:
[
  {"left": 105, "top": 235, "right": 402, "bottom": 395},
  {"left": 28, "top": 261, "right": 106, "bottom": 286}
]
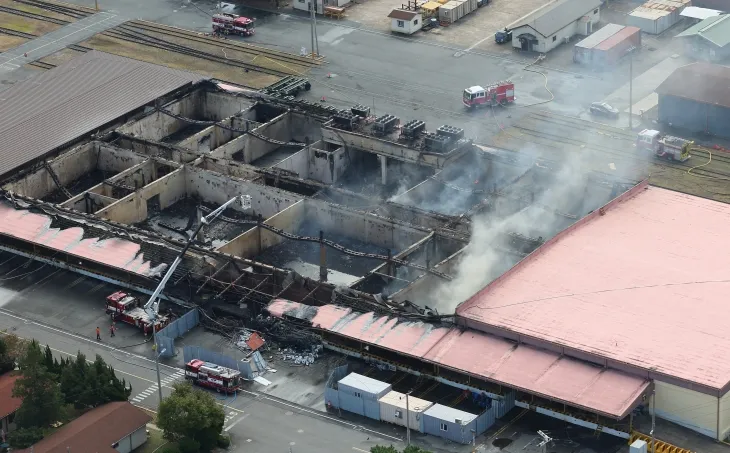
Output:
[
  {"left": 105, "top": 291, "right": 170, "bottom": 335},
  {"left": 185, "top": 359, "right": 242, "bottom": 394},
  {"left": 463, "top": 81, "right": 515, "bottom": 108},
  {"left": 212, "top": 13, "right": 255, "bottom": 36}
]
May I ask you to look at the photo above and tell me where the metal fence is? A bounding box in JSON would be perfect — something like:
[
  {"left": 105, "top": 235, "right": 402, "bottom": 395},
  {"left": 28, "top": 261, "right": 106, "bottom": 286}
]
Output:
[
  {"left": 324, "top": 365, "right": 349, "bottom": 409},
  {"left": 155, "top": 309, "right": 200, "bottom": 358}
]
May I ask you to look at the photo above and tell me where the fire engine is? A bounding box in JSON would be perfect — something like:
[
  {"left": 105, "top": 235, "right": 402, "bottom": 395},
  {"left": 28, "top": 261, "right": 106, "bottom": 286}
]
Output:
[
  {"left": 463, "top": 81, "right": 515, "bottom": 109},
  {"left": 212, "top": 13, "right": 255, "bottom": 36},
  {"left": 105, "top": 291, "right": 170, "bottom": 335},
  {"left": 636, "top": 129, "right": 691, "bottom": 162},
  {"left": 185, "top": 359, "right": 242, "bottom": 394}
]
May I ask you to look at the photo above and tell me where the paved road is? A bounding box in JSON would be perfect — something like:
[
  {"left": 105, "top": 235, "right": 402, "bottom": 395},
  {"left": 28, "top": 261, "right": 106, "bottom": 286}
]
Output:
[
  {"left": 57, "top": 0, "right": 623, "bottom": 142},
  {"left": 0, "top": 251, "right": 472, "bottom": 452},
  {"left": 0, "top": 12, "right": 125, "bottom": 73}
]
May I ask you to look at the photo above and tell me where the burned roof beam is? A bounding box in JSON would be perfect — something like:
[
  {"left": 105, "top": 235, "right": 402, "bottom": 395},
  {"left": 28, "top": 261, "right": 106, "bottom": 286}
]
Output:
[{"left": 196, "top": 260, "right": 232, "bottom": 295}]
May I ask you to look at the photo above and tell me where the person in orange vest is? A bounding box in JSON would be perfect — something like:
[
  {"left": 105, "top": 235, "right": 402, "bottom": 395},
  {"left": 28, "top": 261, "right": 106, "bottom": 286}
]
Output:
[{"left": 96, "top": 326, "right": 101, "bottom": 341}]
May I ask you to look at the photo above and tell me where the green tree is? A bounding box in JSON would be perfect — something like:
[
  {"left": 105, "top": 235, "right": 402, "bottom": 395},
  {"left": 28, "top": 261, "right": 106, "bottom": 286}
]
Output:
[
  {"left": 403, "top": 446, "right": 433, "bottom": 453},
  {"left": 12, "top": 340, "right": 65, "bottom": 428},
  {"left": 7, "top": 427, "right": 44, "bottom": 448},
  {"left": 371, "top": 446, "right": 400, "bottom": 453},
  {"left": 0, "top": 335, "right": 13, "bottom": 374},
  {"left": 61, "top": 352, "right": 131, "bottom": 408},
  {"left": 158, "top": 382, "right": 226, "bottom": 453}
]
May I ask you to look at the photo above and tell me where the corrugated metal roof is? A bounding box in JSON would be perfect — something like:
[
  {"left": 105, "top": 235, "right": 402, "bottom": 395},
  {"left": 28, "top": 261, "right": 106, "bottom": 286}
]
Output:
[
  {"left": 630, "top": 6, "right": 672, "bottom": 19},
  {"left": 423, "top": 404, "right": 477, "bottom": 424},
  {"left": 594, "top": 26, "right": 641, "bottom": 51},
  {"left": 680, "top": 6, "right": 723, "bottom": 19},
  {"left": 268, "top": 299, "right": 651, "bottom": 419},
  {"left": 0, "top": 50, "right": 204, "bottom": 178},
  {"left": 0, "top": 201, "right": 160, "bottom": 276},
  {"left": 575, "top": 23, "right": 625, "bottom": 49},
  {"left": 387, "top": 9, "right": 419, "bottom": 19},
  {"left": 457, "top": 183, "right": 730, "bottom": 393},
  {"left": 338, "top": 373, "right": 391, "bottom": 394},
  {"left": 676, "top": 14, "right": 730, "bottom": 47},
  {"left": 657, "top": 61, "right": 730, "bottom": 107},
  {"left": 507, "top": 0, "right": 602, "bottom": 37},
  {"left": 378, "top": 390, "right": 433, "bottom": 412}
]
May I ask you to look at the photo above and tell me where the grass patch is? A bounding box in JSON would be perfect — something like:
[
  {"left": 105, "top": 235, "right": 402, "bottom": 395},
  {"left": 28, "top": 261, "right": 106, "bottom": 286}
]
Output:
[
  {"left": 0, "top": 11, "right": 63, "bottom": 35},
  {"left": 0, "top": 0, "right": 78, "bottom": 21},
  {"left": 0, "top": 34, "right": 26, "bottom": 51},
  {"left": 137, "top": 428, "right": 170, "bottom": 453}
]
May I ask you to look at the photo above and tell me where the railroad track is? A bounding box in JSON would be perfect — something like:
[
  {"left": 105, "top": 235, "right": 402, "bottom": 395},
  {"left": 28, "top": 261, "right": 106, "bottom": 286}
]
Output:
[
  {"left": 0, "top": 26, "right": 36, "bottom": 39},
  {"left": 125, "top": 20, "right": 323, "bottom": 69},
  {"left": 27, "top": 60, "right": 55, "bottom": 69},
  {"left": 0, "top": 5, "right": 70, "bottom": 24},
  {"left": 100, "top": 25, "right": 293, "bottom": 79},
  {"left": 10, "top": 0, "right": 93, "bottom": 19}
]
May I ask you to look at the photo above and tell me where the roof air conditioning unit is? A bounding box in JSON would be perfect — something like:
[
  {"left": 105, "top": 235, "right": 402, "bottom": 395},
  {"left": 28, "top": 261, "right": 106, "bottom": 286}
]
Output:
[{"left": 455, "top": 418, "right": 462, "bottom": 424}]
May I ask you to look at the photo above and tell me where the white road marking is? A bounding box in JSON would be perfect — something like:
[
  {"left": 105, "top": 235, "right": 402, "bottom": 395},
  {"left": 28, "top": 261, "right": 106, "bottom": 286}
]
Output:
[
  {"left": 353, "top": 448, "right": 370, "bottom": 453},
  {"left": 224, "top": 413, "right": 248, "bottom": 432}
]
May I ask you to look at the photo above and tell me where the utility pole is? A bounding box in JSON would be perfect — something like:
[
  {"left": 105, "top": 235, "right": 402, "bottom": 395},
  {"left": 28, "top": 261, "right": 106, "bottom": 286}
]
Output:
[
  {"left": 650, "top": 390, "right": 656, "bottom": 453},
  {"left": 309, "top": 1, "right": 315, "bottom": 59},
  {"left": 405, "top": 391, "right": 411, "bottom": 446},
  {"left": 628, "top": 46, "right": 636, "bottom": 130}
]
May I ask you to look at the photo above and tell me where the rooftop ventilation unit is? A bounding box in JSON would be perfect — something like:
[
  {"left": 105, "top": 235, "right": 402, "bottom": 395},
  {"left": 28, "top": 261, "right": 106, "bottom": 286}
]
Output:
[
  {"left": 372, "top": 114, "right": 400, "bottom": 136},
  {"left": 436, "top": 125, "right": 464, "bottom": 140},
  {"left": 351, "top": 104, "right": 371, "bottom": 118},
  {"left": 401, "top": 119, "right": 426, "bottom": 139}
]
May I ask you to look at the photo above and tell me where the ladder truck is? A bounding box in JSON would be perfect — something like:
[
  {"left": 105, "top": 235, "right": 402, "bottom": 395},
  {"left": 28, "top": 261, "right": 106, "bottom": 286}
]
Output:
[{"left": 106, "top": 291, "right": 170, "bottom": 335}]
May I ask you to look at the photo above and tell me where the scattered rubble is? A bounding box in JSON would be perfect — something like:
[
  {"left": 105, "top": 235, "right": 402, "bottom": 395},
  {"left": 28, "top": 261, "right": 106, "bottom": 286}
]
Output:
[{"left": 279, "top": 344, "right": 323, "bottom": 366}]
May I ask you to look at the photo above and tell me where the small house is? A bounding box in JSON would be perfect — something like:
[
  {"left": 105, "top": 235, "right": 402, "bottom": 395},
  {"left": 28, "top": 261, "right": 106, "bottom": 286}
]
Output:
[
  {"left": 14, "top": 401, "right": 152, "bottom": 453},
  {"left": 388, "top": 9, "right": 422, "bottom": 35},
  {"left": 378, "top": 390, "right": 433, "bottom": 432},
  {"left": 675, "top": 14, "right": 730, "bottom": 61},
  {"left": 506, "top": 0, "right": 602, "bottom": 53},
  {"left": 336, "top": 373, "right": 391, "bottom": 420},
  {"left": 0, "top": 374, "right": 21, "bottom": 435},
  {"left": 422, "top": 404, "right": 478, "bottom": 444}
]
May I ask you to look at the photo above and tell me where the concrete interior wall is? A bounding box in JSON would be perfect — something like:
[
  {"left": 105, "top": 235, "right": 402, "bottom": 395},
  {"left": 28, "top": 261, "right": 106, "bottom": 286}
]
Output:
[
  {"left": 273, "top": 142, "right": 350, "bottom": 184},
  {"left": 2, "top": 143, "right": 152, "bottom": 201},
  {"left": 186, "top": 166, "right": 302, "bottom": 219},
  {"left": 217, "top": 200, "right": 306, "bottom": 258},
  {"left": 64, "top": 192, "right": 118, "bottom": 213},
  {"left": 117, "top": 91, "right": 203, "bottom": 141},
  {"left": 112, "top": 135, "right": 201, "bottom": 164},
  {"left": 303, "top": 199, "right": 428, "bottom": 252},
  {"left": 95, "top": 168, "right": 186, "bottom": 225},
  {"left": 391, "top": 249, "right": 464, "bottom": 302},
  {"left": 196, "top": 155, "right": 262, "bottom": 181}
]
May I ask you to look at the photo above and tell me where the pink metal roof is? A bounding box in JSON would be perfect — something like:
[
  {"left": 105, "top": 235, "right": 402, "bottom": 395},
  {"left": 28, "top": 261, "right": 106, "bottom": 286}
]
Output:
[
  {"left": 0, "top": 203, "right": 158, "bottom": 276},
  {"left": 267, "top": 299, "right": 650, "bottom": 418},
  {"left": 458, "top": 183, "right": 730, "bottom": 392}
]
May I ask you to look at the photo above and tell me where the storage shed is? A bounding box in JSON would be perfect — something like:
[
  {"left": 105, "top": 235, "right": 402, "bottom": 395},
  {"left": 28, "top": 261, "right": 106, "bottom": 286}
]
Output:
[
  {"left": 378, "top": 391, "right": 434, "bottom": 432},
  {"left": 675, "top": 14, "right": 730, "bottom": 61},
  {"left": 573, "top": 23, "right": 625, "bottom": 63},
  {"left": 506, "top": 0, "right": 602, "bottom": 53},
  {"left": 627, "top": 0, "right": 691, "bottom": 34},
  {"left": 422, "top": 404, "right": 478, "bottom": 444},
  {"left": 388, "top": 9, "right": 422, "bottom": 34},
  {"left": 592, "top": 26, "right": 641, "bottom": 65},
  {"left": 337, "top": 373, "right": 391, "bottom": 420},
  {"left": 439, "top": 1, "right": 462, "bottom": 23},
  {"left": 657, "top": 62, "right": 730, "bottom": 138}
]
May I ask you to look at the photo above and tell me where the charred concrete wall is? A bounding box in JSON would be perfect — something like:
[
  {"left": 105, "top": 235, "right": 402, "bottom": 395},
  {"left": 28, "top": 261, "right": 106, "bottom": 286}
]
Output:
[
  {"left": 117, "top": 91, "right": 203, "bottom": 141},
  {"left": 186, "top": 166, "right": 301, "bottom": 219},
  {"left": 3, "top": 143, "right": 150, "bottom": 200},
  {"left": 273, "top": 144, "right": 350, "bottom": 184},
  {"left": 196, "top": 155, "right": 262, "bottom": 181},
  {"left": 95, "top": 168, "right": 186, "bottom": 225},
  {"left": 210, "top": 112, "right": 292, "bottom": 162},
  {"left": 112, "top": 135, "right": 201, "bottom": 164},
  {"left": 304, "top": 199, "right": 428, "bottom": 252}
]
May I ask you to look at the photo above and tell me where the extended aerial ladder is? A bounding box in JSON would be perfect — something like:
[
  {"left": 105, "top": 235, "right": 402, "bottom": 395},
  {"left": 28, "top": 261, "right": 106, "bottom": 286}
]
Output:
[{"left": 144, "top": 194, "right": 252, "bottom": 401}]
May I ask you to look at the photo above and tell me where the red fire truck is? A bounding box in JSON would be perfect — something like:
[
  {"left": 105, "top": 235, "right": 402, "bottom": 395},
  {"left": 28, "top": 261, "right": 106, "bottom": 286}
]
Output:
[
  {"left": 185, "top": 359, "right": 242, "bottom": 394},
  {"left": 212, "top": 13, "right": 255, "bottom": 36},
  {"left": 105, "top": 291, "right": 170, "bottom": 335},
  {"left": 463, "top": 81, "right": 515, "bottom": 108}
]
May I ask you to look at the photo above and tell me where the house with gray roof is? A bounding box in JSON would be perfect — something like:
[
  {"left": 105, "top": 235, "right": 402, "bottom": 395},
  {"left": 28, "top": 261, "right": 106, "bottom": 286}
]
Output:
[
  {"left": 676, "top": 14, "right": 730, "bottom": 61},
  {"left": 506, "top": 0, "right": 602, "bottom": 53}
]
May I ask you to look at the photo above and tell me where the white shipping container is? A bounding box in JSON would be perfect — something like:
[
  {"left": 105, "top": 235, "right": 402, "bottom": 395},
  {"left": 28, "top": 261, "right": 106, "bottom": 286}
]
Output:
[
  {"left": 453, "top": 0, "right": 466, "bottom": 18},
  {"left": 469, "top": 0, "right": 478, "bottom": 13},
  {"left": 378, "top": 391, "right": 433, "bottom": 432},
  {"left": 462, "top": 0, "right": 476, "bottom": 15},
  {"left": 438, "top": 2, "right": 459, "bottom": 22}
]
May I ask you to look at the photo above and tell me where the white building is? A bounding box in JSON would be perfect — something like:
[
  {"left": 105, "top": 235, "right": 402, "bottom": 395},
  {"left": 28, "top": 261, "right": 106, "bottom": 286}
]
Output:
[
  {"left": 388, "top": 9, "right": 422, "bottom": 34},
  {"left": 293, "top": 0, "right": 350, "bottom": 15},
  {"left": 507, "top": 0, "right": 602, "bottom": 53}
]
